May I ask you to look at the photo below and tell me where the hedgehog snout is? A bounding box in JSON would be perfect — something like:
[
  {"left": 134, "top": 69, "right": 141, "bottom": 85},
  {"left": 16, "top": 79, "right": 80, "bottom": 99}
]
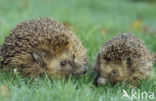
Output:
[
  {"left": 96, "top": 77, "right": 108, "bottom": 85},
  {"left": 77, "top": 65, "right": 87, "bottom": 74},
  {"left": 82, "top": 65, "right": 87, "bottom": 73},
  {"left": 94, "top": 70, "right": 119, "bottom": 86}
]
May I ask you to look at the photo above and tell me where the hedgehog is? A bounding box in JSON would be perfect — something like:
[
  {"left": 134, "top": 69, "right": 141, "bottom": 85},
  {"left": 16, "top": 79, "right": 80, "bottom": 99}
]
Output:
[
  {"left": 0, "top": 18, "right": 87, "bottom": 78},
  {"left": 94, "top": 33, "right": 153, "bottom": 86}
]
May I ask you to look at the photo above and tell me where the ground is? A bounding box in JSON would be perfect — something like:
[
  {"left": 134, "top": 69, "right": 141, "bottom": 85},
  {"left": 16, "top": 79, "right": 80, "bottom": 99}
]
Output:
[{"left": 0, "top": 0, "right": 156, "bottom": 101}]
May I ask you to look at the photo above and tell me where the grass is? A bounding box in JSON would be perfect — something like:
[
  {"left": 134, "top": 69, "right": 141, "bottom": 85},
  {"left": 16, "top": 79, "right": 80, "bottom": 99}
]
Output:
[{"left": 0, "top": 0, "right": 156, "bottom": 101}]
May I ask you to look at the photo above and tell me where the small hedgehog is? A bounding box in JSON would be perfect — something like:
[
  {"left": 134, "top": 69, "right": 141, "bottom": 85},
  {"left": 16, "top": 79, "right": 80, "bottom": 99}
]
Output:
[
  {"left": 94, "top": 33, "right": 153, "bottom": 86},
  {"left": 0, "top": 18, "right": 87, "bottom": 78}
]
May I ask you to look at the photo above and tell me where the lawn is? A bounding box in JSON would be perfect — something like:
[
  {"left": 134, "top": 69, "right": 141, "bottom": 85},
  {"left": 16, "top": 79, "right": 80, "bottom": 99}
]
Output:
[{"left": 0, "top": 0, "right": 156, "bottom": 101}]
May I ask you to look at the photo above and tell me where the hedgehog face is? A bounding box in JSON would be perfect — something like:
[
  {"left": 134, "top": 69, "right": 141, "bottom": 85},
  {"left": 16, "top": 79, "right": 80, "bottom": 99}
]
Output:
[
  {"left": 31, "top": 49, "right": 87, "bottom": 79},
  {"left": 94, "top": 54, "right": 129, "bottom": 85}
]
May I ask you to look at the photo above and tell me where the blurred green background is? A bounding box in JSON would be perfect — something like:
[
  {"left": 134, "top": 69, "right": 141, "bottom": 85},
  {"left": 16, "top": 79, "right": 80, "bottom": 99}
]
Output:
[{"left": 0, "top": 0, "right": 156, "bottom": 101}]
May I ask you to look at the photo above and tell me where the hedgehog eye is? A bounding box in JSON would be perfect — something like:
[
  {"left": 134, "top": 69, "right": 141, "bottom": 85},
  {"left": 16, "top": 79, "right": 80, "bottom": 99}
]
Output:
[
  {"left": 112, "top": 70, "right": 118, "bottom": 75},
  {"left": 60, "top": 61, "right": 66, "bottom": 67}
]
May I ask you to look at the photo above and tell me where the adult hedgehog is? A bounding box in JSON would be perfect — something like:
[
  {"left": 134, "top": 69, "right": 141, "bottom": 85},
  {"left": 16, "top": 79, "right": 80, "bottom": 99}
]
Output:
[
  {"left": 94, "top": 33, "right": 153, "bottom": 86},
  {"left": 0, "top": 18, "right": 87, "bottom": 78}
]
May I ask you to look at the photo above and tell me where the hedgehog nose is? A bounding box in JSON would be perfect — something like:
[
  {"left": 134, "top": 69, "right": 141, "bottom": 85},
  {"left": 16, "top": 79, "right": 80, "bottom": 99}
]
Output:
[
  {"left": 82, "top": 66, "right": 87, "bottom": 70},
  {"left": 82, "top": 65, "right": 87, "bottom": 73},
  {"left": 96, "top": 77, "right": 108, "bottom": 86}
]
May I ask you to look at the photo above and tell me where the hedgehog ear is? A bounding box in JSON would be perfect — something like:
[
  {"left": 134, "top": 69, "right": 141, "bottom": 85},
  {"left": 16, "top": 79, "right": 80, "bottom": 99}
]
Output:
[
  {"left": 101, "top": 55, "right": 107, "bottom": 63},
  {"left": 124, "top": 57, "right": 132, "bottom": 68},
  {"left": 73, "top": 54, "right": 75, "bottom": 60},
  {"left": 31, "top": 51, "right": 45, "bottom": 63},
  {"left": 93, "top": 54, "right": 101, "bottom": 72}
]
